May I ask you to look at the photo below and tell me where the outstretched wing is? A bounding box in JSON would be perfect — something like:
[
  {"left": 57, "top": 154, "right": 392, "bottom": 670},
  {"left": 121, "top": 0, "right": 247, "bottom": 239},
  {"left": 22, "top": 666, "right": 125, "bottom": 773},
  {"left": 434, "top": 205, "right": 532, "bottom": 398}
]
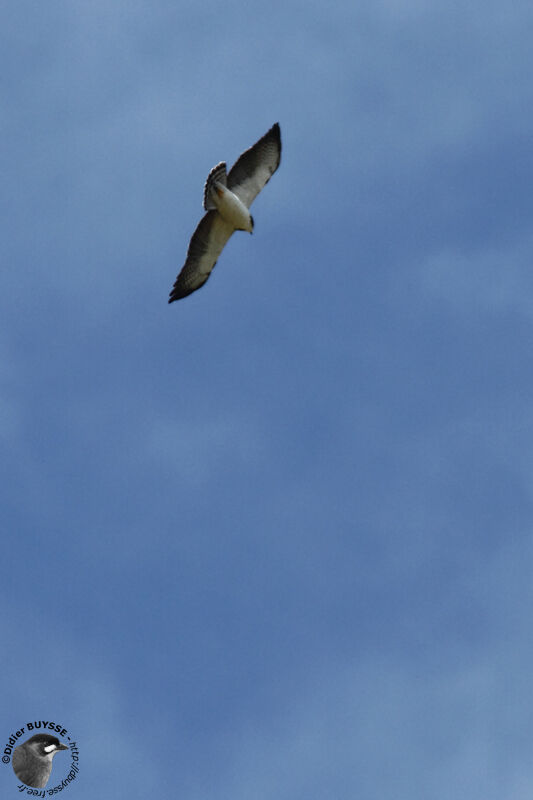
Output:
[
  {"left": 227, "top": 122, "right": 281, "bottom": 208},
  {"left": 168, "top": 211, "right": 234, "bottom": 302}
]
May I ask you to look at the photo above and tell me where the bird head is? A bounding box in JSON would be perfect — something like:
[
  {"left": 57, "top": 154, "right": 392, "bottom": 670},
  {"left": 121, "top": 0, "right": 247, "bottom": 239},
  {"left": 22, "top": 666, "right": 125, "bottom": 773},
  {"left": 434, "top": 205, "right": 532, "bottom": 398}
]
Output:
[{"left": 26, "top": 734, "right": 69, "bottom": 758}]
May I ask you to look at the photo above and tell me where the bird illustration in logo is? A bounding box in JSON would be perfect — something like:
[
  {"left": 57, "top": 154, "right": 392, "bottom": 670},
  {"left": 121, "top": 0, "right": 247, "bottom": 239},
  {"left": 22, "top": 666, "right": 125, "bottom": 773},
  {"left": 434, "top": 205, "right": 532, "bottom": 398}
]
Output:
[
  {"left": 168, "top": 122, "right": 282, "bottom": 302},
  {"left": 12, "top": 733, "right": 68, "bottom": 788}
]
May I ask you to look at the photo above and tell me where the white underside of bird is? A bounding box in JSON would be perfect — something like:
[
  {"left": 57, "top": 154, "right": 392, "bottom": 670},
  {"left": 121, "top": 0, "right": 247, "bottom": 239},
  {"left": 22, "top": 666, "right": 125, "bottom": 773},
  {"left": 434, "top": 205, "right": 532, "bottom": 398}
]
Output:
[{"left": 207, "top": 181, "right": 253, "bottom": 233}]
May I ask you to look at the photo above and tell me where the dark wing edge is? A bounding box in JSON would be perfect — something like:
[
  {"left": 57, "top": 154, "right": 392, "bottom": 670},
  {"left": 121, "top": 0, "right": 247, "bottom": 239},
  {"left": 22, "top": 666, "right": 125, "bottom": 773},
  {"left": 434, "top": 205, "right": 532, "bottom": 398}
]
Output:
[
  {"left": 168, "top": 211, "right": 234, "bottom": 303},
  {"left": 227, "top": 122, "right": 281, "bottom": 208}
]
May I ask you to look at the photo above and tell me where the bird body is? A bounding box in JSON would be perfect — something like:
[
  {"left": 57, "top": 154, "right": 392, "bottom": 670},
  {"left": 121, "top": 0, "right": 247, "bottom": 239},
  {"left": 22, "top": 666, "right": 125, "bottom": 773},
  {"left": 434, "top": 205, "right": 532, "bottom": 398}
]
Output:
[
  {"left": 168, "top": 122, "right": 281, "bottom": 302},
  {"left": 209, "top": 179, "right": 254, "bottom": 233},
  {"left": 12, "top": 733, "right": 68, "bottom": 788},
  {"left": 203, "top": 161, "right": 253, "bottom": 232}
]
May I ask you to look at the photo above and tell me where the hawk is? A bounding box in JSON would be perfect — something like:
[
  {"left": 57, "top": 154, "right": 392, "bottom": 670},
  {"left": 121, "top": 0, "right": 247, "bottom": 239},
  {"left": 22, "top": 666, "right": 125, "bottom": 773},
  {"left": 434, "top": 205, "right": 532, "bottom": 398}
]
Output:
[{"left": 168, "top": 122, "right": 281, "bottom": 302}]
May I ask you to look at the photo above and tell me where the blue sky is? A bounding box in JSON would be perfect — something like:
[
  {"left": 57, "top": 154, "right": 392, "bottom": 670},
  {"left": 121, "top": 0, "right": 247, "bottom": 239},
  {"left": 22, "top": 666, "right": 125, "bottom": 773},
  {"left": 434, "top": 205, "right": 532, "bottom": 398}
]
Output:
[{"left": 2, "top": 0, "right": 533, "bottom": 797}]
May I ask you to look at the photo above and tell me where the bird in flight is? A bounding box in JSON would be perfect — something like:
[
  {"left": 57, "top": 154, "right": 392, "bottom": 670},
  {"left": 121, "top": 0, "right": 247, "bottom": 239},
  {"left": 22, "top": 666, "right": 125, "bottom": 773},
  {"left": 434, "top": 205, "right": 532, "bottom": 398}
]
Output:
[{"left": 168, "top": 122, "right": 281, "bottom": 302}]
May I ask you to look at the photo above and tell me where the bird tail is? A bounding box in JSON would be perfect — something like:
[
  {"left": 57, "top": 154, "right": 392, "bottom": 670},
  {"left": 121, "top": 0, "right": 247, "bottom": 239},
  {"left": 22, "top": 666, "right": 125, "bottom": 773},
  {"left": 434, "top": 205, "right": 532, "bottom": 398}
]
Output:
[{"left": 203, "top": 162, "right": 227, "bottom": 210}]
